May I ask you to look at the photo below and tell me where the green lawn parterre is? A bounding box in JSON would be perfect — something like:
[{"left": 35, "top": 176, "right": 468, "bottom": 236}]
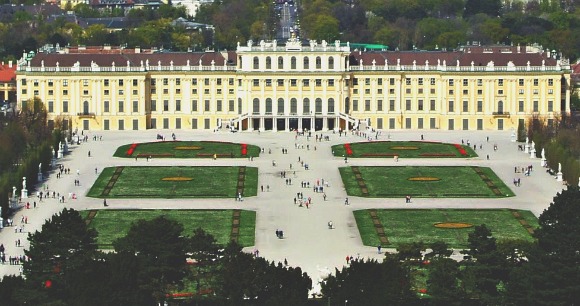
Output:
[
  {"left": 339, "top": 166, "right": 514, "bottom": 198},
  {"left": 332, "top": 141, "right": 477, "bottom": 158},
  {"left": 113, "top": 141, "right": 261, "bottom": 158},
  {"left": 354, "top": 209, "right": 539, "bottom": 248},
  {"left": 87, "top": 166, "right": 258, "bottom": 198},
  {"left": 80, "top": 209, "right": 256, "bottom": 248}
]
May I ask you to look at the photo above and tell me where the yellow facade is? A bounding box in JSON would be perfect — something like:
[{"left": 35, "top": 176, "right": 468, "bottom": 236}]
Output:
[{"left": 15, "top": 41, "right": 571, "bottom": 132}]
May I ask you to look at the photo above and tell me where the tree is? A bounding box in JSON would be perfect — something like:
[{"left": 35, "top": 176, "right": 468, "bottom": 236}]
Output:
[
  {"left": 425, "top": 241, "right": 453, "bottom": 259},
  {"left": 427, "top": 257, "right": 465, "bottom": 305},
  {"left": 23, "top": 208, "right": 98, "bottom": 304},
  {"left": 464, "top": 0, "right": 502, "bottom": 18},
  {"left": 113, "top": 215, "right": 188, "bottom": 302},
  {"left": 321, "top": 254, "right": 417, "bottom": 305}
]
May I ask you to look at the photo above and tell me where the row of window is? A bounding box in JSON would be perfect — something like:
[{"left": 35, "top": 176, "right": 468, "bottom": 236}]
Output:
[
  {"left": 348, "top": 99, "right": 552, "bottom": 113},
  {"left": 252, "top": 56, "right": 335, "bottom": 70},
  {"left": 250, "top": 98, "right": 335, "bottom": 114}
]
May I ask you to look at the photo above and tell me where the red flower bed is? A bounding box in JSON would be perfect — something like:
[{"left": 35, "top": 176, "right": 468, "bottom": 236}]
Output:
[
  {"left": 126, "top": 143, "right": 138, "bottom": 156},
  {"left": 344, "top": 143, "right": 353, "bottom": 156},
  {"left": 241, "top": 144, "right": 247, "bottom": 156},
  {"left": 453, "top": 144, "right": 468, "bottom": 156}
]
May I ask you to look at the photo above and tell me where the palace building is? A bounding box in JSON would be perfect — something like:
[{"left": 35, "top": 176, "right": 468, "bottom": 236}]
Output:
[{"left": 15, "top": 39, "right": 571, "bottom": 132}]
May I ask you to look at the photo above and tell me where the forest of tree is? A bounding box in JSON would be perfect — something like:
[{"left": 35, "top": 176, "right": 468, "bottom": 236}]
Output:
[{"left": 2, "top": 0, "right": 580, "bottom": 60}]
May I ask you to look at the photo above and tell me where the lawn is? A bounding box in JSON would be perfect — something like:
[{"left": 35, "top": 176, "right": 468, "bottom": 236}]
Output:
[
  {"left": 354, "top": 209, "right": 539, "bottom": 248},
  {"left": 339, "top": 166, "right": 514, "bottom": 198},
  {"left": 332, "top": 141, "right": 477, "bottom": 158},
  {"left": 87, "top": 166, "right": 258, "bottom": 198},
  {"left": 80, "top": 209, "right": 256, "bottom": 248},
  {"left": 113, "top": 141, "right": 261, "bottom": 158}
]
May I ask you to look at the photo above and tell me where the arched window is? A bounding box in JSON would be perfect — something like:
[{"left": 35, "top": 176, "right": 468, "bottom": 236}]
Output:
[
  {"left": 278, "top": 56, "right": 284, "bottom": 69},
  {"left": 83, "top": 101, "right": 89, "bottom": 114},
  {"left": 498, "top": 100, "right": 504, "bottom": 113},
  {"left": 266, "top": 57, "right": 272, "bottom": 69},
  {"left": 328, "top": 57, "right": 334, "bottom": 69},
  {"left": 315, "top": 98, "right": 322, "bottom": 113},
  {"left": 253, "top": 98, "right": 260, "bottom": 114},
  {"left": 277, "top": 98, "right": 284, "bottom": 114},
  {"left": 315, "top": 56, "right": 322, "bottom": 69},
  {"left": 266, "top": 98, "right": 272, "bottom": 114},
  {"left": 290, "top": 98, "right": 297, "bottom": 114},
  {"left": 303, "top": 57, "right": 309, "bottom": 69},
  {"left": 303, "top": 98, "right": 310, "bottom": 114},
  {"left": 291, "top": 56, "right": 297, "bottom": 69},
  {"left": 328, "top": 98, "right": 335, "bottom": 113},
  {"left": 253, "top": 57, "right": 259, "bottom": 69}
]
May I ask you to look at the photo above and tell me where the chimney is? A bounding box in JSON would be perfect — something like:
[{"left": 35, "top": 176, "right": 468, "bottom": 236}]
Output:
[
  {"left": 9, "top": 61, "right": 12, "bottom": 68},
  {"left": 135, "top": 47, "right": 141, "bottom": 53}
]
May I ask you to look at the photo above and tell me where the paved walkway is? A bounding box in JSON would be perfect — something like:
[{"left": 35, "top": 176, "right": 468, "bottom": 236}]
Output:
[{"left": 0, "top": 129, "right": 566, "bottom": 291}]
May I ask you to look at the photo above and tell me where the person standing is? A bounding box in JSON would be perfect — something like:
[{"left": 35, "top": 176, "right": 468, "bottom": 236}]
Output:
[{"left": 103, "top": 198, "right": 108, "bottom": 207}]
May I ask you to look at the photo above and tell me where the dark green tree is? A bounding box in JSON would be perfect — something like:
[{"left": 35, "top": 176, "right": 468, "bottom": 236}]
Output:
[
  {"left": 427, "top": 257, "right": 465, "bottom": 305},
  {"left": 425, "top": 241, "right": 453, "bottom": 259},
  {"left": 464, "top": 0, "right": 502, "bottom": 18},
  {"left": 113, "top": 215, "right": 188, "bottom": 303},
  {"left": 23, "top": 208, "right": 98, "bottom": 304}
]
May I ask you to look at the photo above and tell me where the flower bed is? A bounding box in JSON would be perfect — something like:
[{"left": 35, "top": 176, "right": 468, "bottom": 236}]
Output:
[
  {"left": 126, "top": 143, "right": 138, "bottom": 156},
  {"left": 419, "top": 153, "right": 456, "bottom": 157},
  {"left": 390, "top": 146, "right": 419, "bottom": 150},
  {"left": 434, "top": 222, "right": 474, "bottom": 229},
  {"left": 344, "top": 143, "right": 353, "bottom": 156},
  {"left": 241, "top": 143, "right": 248, "bottom": 156},
  {"left": 360, "top": 153, "right": 399, "bottom": 157},
  {"left": 407, "top": 177, "right": 441, "bottom": 181},
  {"left": 174, "top": 146, "right": 203, "bottom": 150},
  {"left": 453, "top": 144, "right": 468, "bottom": 156},
  {"left": 161, "top": 177, "right": 193, "bottom": 181}
]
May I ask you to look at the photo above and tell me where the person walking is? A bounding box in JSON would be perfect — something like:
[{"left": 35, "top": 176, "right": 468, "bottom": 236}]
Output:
[{"left": 103, "top": 198, "right": 108, "bottom": 207}]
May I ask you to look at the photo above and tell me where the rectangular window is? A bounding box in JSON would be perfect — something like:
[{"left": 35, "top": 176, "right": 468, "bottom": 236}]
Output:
[
  {"left": 118, "top": 120, "right": 124, "bottom": 130},
  {"left": 163, "top": 100, "right": 169, "bottom": 112},
  {"left": 519, "top": 79, "right": 524, "bottom": 86},
  {"left": 278, "top": 79, "right": 284, "bottom": 86},
  {"left": 448, "top": 100, "right": 454, "bottom": 112},
  {"left": 118, "top": 101, "right": 124, "bottom": 113},
  {"left": 418, "top": 100, "right": 424, "bottom": 111},
  {"left": 163, "top": 78, "right": 169, "bottom": 85},
  {"left": 316, "top": 79, "right": 322, "bottom": 87},
  {"left": 405, "top": 118, "right": 412, "bottom": 129},
  {"left": 352, "top": 100, "right": 358, "bottom": 111},
  {"left": 449, "top": 90, "right": 454, "bottom": 94},
  {"left": 377, "top": 118, "right": 383, "bottom": 129},
  {"left": 192, "top": 119, "right": 197, "bottom": 129},
  {"left": 63, "top": 80, "right": 68, "bottom": 86},
  {"left": 405, "top": 99, "right": 411, "bottom": 111},
  {"left": 390, "top": 78, "right": 395, "bottom": 85},
  {"left": 365, "top": 100, "right": 370, "bottom": 111},
  {"left": 389, "top": 100, "right": 395, "bottom": 111},
  {"left": 462, "top": 101, "right": 468, "bottom": 112},
  {"left": 448, "top": 119, "right": 454, "bottom": 130},
  {"left": 498, "top": 90, "right": 504, "bottom": 95},
  {"left": 463, "top": 90, "right": 468, "bottom": 95},
  {"left": 548, "top": 89, "right": 553, "bottom": 94},
  {"left": 303, "top": 79, "right": 309, "bottom": 87},
  {"left": 377, "top": 100, "right": 383, "bottom": 111},
  {"left": 104, "top": 119, "right": 109, "bottom": 130},
  {"left": 463, "top": 79, "right": 468, "bottom": 86},
  {"left": 217, "top": 100, "right": 223, "bottom": 112},
  {"left": 430, "top": 100, "right": 436, "bottom": 111},
  {"left": 548, "top": 100, "right": 553, "bottom": 112},
  {"left": 192, "top": 100, "right": 198, "bottom": 112},
  {"left": 192, "top": 79, "right": 197, "bottom": 85},
  {"left": 229, "top": 100, "right": 235, "bottom": 112},
  {"left": 518, "top": 101, "right": 524, "bottom": 112},
  {"left": 477, "top": 119, "right": 483, "bottom": 130},
  {"left": 266, "top": 79, "right": 272, "bottom": 87},
  {"left": 463, "top": 119, "right": 469, "bottom": 130},
  {"left": 430, "top": 78, "right": 435, "bottom": 85},
  {"left": 519, "top": 89, "right": 524, "bottom": 94},
  {"left": 353, "top": 78, "right": 358, "bottom": 85},
  {"left": 216, "top": 79, "right": 221, "bottom": 86},
  {"left": 477, "top": 101, "right": 483, "bottom": 112},
  {"left": 83, "top": 90, "right": 89, "bottom": 95},
  {"left": 229, "top": 78, "right": 234, "bottom": 85},
  {"left": 365, "top": 89, "right": 370, "bottom": 94},
  {"left": 418, "top": 118, "right": 423, "bottom": 129},
  {"left": 104, "top": 101, "right": 110, "bottom": 113},
  {"left": 418, "top": 88, "right": 423, "bottom": 94},
  {"left": 48, "top": 101, "right": 54, "bottom": 113},
  {"left": 418, "top": 78, "right": 423, "bottom": 85},
  {"left": 533, "top": 79, "right": 538, "bottom": 86},
  {"left": 477, "top": 79, "right": 482, "bottom": 86},
  {"left": 133, "top": 119, "right": 139, "bottom": 130},
  {"left": 406, "top": 88, "right": 411, "bottom": 94},
  {"left": 176, "top": 100, "right": 181, "bottom": 112},
  {"left": 83, "top": 80, "right": 89, "bottom": 86},
  {"left": 204, "top": 100, "right": 210, "bottom": 112},
  {"left": 204, "top": 118, "right": 210, "bottom": 129},
  {"left": 498, "top": 79, "right": 504, "bottom": 86},
  {"left": 176, "top": 118, "right": 181, "bottom": 129},
  {"left": 151, "top": 79, "right": 157, "bottom": 86},
  {"left": 449, "top": 79, "right": 454, "bottom": 86},
  {"left": 253, "top": 79, "right": 259, "bottom": 87},
  {"left": 151, "top": 100, "right": 156, "bottom": 112},
  {"left": 533, "top": 101, "right": 539, "bottom": 112},
  {"left": 405, "top": 78, "right": 411, "bottom": 85},
  {"left": 163, "top": 118, "right": 169, "bottom": 129},
  {"left": 430, "top": 118, "right": 436, "bottom": 129},
  {"left": 365, "top": 78, "right": 370, "bottom": 85},
  {"left": 328, "top": 79, "right": 334, "bottom": 87},
  {"left": 48, "top": 90, "right": 54, "bottom": 96},
  {"left": 132, "top": 100, "right": 138, "bottom": 112},
  {"left": 290, "top": 79, "right": 297, "bottom": 87},
  {"left": 389, "top": 118, "right": 396, "bottom": 129},
  {"left": 378, "top": 79, "right": 383, "bottom": 85},
  {"left": 477, "top": 90, "right": 483, "bottom": 95},
  {"left": 548, "top": 79, "right": 553, "bottom": 86}
]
